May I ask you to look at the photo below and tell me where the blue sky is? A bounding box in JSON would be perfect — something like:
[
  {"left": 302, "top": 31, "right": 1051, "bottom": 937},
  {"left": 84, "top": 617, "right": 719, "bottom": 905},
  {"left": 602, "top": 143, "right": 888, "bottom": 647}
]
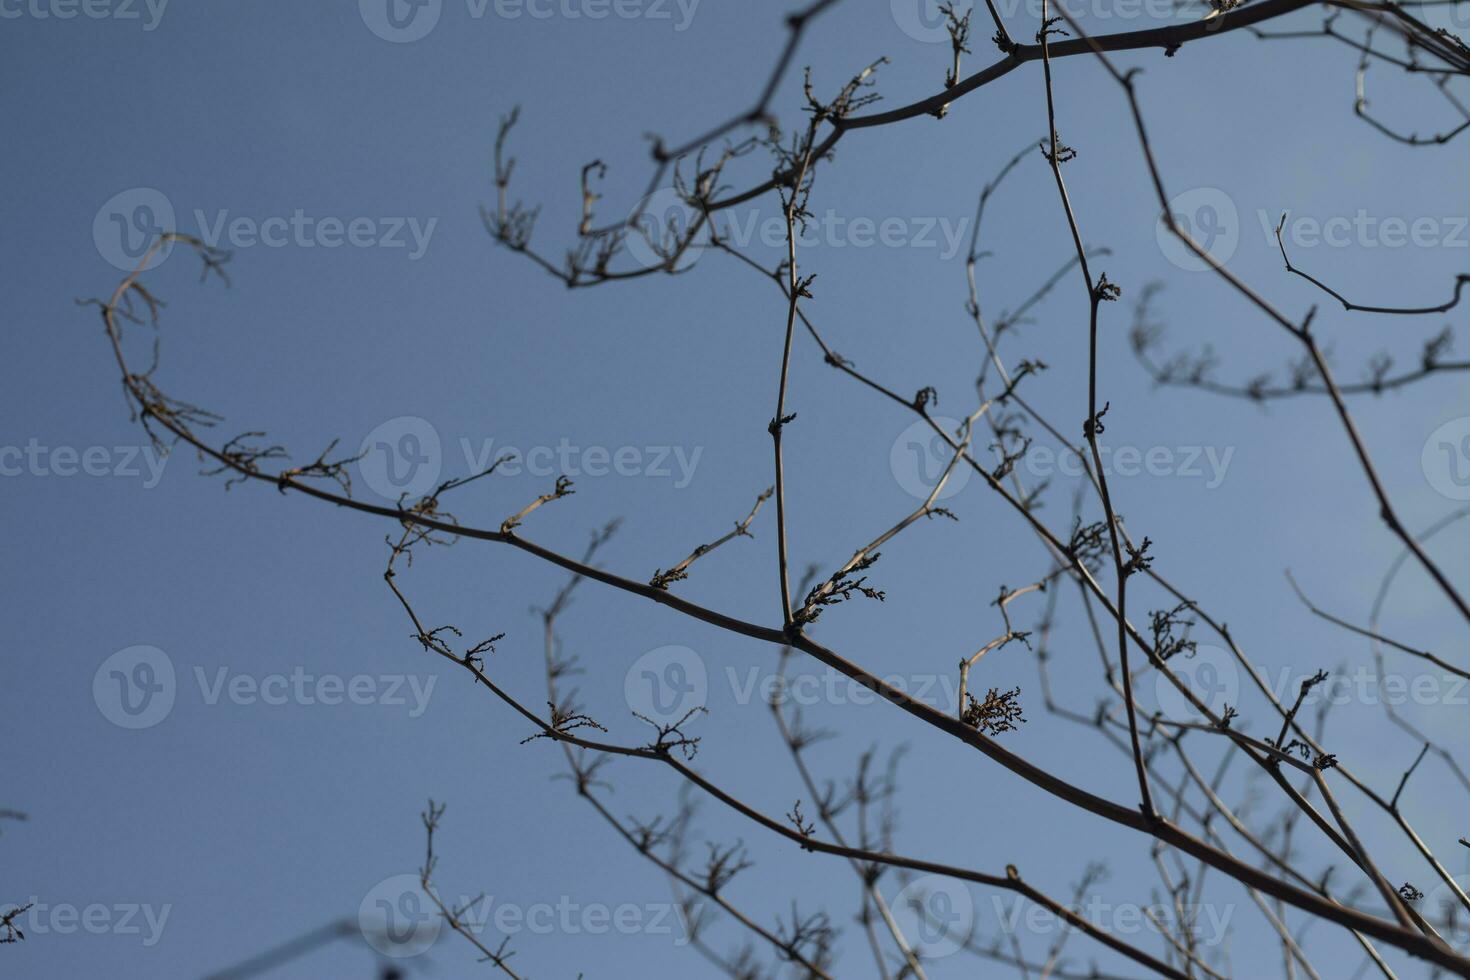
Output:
[{"left": 4, "top": 1, "right": 1470, "bottom": 977}]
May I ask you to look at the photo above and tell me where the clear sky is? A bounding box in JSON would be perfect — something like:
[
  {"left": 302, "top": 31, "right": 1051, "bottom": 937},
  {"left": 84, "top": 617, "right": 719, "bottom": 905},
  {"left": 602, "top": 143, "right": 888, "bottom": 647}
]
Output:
[{"left": 4, "top": 1, "right": 1470, "bottom": 977}]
